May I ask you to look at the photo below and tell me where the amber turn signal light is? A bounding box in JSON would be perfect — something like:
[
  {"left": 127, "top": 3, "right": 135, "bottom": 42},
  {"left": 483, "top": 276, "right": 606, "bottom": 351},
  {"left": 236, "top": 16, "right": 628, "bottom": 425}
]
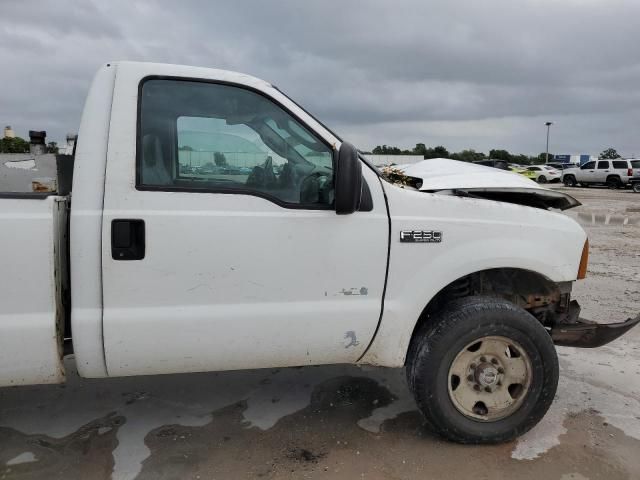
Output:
[{"left": 577, "top": 239, "right": 589, "bottom": 279}]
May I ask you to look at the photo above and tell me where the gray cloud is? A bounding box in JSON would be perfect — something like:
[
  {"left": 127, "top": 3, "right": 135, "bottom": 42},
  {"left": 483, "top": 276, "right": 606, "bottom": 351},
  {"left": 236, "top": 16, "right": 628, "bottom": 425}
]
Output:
[{"left": 1, "top": 0, "right": 639, "bottom": 156}]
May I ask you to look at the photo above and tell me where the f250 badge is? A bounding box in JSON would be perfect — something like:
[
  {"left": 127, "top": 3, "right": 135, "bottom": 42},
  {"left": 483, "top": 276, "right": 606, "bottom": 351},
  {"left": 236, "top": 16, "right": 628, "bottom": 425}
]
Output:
[{"left": 400, "top": 230, "right": 443, "bottom": 243}]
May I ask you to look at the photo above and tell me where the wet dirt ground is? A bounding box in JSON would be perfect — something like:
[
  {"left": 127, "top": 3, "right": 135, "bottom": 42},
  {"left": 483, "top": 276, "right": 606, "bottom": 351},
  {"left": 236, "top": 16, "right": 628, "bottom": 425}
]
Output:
[{"left": 1, "top": 186, "right": 639, "bottom": 480}]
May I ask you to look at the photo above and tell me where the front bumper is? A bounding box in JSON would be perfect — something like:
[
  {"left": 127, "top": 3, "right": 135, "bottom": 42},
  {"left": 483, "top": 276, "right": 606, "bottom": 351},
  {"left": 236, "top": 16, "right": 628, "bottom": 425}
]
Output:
[{"left": 550, "top": 302, "right": 640, "bottom": 348}]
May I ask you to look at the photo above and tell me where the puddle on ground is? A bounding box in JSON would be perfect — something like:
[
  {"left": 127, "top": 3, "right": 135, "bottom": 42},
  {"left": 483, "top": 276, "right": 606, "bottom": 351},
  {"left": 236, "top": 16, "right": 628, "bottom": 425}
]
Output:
[
  {"left": 1, "top": 352, "right": 639, "bottom": 479},
  {"left": 567, "top": 211, "right": 639, "bottom": 227}
]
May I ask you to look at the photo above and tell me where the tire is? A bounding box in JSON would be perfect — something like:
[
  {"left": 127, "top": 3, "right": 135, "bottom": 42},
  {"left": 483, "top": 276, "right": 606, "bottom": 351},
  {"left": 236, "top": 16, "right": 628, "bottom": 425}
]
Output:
[
  {"left": 633, "top": 183, "right": 640, "bottom": 193},
  {"left": 406, "top": 296, "right": 559, "bottom": 444},
  {"left": 537, "top": 175, "right": 547, "bottom": 184},
  {"left": 606, "top": 176, "right": 622, "bottom": 189},
  {"left": 563, "top": 175, "right": 577, "bottom": 187}
]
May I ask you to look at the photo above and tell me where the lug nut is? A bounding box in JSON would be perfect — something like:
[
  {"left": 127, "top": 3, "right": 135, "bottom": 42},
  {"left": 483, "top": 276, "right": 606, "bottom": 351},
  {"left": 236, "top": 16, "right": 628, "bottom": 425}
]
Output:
[
  {"left": 467, "top": 375, "right": 474, "bottom": 381},
  {"left": 497, "top": 381, "right": 502, "bottom": 386},
  {"left": 498, "top": 367, "right": 505, "bottom": 374},
  {"left": 480, "top": 356, "right": 486, "bottom": 362},
  {"left": 474, "top": 385, "right": 481, "bottom": 391},
  {"left": 484, "top": 386, "right": 492, "bottom": 393},
  {"left": 470, "top": 363, "right": 476, "bottom": 369},
  {"left": 491, "top": 358, "right": 498, "bottom": 365}
]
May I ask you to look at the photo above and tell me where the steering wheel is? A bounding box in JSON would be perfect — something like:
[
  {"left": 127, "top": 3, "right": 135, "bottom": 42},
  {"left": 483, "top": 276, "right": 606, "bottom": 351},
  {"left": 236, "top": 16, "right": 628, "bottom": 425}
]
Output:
[
  {"left": 299, "top": 168, "right": 333, "bottom": 204},
  {"left": 246, "top": 157, "right": 277, "bottom": 188}
]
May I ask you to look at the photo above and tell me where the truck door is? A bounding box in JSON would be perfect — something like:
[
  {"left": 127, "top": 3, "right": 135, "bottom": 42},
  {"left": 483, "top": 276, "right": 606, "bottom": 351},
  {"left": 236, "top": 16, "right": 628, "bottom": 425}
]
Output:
[
  {"left": 576, "top": 161, "right": 596, "bottom": 183},
  {"left": 595, "top": 160, "right": 610, "bottom": 183},
  {"left": 101, "top": 75, "right": 388, "bottom": 377}
]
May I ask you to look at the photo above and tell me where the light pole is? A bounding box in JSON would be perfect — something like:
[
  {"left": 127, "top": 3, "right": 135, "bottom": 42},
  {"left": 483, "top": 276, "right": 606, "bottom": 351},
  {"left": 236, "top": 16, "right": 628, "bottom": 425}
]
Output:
[{"left": 545, "top": 121, "right": 553, "bottom": 164}]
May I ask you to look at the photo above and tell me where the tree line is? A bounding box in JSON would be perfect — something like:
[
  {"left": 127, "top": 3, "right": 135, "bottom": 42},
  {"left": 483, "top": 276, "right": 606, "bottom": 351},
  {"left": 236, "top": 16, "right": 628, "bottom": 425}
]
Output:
[
  {"left": 369, "top": 143, "right": 623, "bottom": 164},
  {"left": 2, "top": 134, "right": 623, "bottom": 163},
  {"left": 0, "top": 136, "right": 58, "bottom": 154}
]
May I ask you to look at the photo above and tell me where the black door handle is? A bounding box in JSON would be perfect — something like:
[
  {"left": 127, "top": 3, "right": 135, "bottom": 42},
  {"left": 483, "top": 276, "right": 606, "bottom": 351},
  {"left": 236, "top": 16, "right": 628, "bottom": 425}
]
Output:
[{"left": 112, "top": 219, "right": 145, "bottom": 260}]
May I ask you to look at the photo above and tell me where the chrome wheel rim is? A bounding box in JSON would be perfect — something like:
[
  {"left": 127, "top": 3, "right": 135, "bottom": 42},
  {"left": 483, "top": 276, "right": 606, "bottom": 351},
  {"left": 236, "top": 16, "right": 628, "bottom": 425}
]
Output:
[{"left": 447, "top": 336, "right": 532, "bottom": 421}]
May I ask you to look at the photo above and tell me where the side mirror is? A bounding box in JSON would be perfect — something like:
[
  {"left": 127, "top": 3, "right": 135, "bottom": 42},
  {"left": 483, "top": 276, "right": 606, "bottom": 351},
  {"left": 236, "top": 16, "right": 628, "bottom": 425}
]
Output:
[{"left": 335, "top": 142, "right": 362, "bottom": 215}]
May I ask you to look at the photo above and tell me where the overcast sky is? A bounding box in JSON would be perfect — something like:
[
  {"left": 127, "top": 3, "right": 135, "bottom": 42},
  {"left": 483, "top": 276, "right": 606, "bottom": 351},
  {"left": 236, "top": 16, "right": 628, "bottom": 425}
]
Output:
[{"left": 2, "top": 0, "right": 639, "bottom": 156}]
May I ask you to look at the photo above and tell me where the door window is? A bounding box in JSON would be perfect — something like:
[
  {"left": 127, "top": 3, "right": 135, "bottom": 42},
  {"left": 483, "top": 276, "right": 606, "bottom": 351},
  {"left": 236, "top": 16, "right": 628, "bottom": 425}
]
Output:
[
  {"left": 138, "top": 79, "right": 335, "bottom": 208},
  {"left": 597, "top": 161, "right": 610, "bottom": 169},
  {"left": 612, "top": 161, "right": 627, "bottom": 169},
  {"left": 581, "top": 161, "right": 595, "bottom": 169}
]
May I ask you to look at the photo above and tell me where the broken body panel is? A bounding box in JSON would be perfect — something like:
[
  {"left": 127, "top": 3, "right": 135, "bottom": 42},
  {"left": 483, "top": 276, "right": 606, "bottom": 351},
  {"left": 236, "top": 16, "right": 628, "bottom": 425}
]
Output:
[
  {"left": 551, "top": 315, "right": 640, "bottom": 348},
  {"left": 400, "top": 158, "right": 581, "bottom": 211},
  {"left": 551, "top": 300, "right": 640, "bottom": 348}
]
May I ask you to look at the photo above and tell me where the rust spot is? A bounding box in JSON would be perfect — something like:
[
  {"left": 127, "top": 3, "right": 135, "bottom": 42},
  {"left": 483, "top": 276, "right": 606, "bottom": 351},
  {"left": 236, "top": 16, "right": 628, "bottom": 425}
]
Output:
[{"left": 32, "top": 179, "right": 57, "bottom": 192}]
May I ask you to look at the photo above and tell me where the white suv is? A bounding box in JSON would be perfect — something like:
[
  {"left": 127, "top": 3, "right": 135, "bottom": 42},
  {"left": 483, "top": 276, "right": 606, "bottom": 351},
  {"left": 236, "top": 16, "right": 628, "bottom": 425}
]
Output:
[{"left": 562, "top": 159, "right": 640, "bottom": 188}]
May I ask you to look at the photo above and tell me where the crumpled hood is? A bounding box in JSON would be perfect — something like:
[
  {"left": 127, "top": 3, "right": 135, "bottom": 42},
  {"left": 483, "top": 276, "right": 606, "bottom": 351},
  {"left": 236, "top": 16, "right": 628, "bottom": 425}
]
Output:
[
  {"left": 400, "top": 158, "right": 542, "bottom": 190},
  {"left": 396, "top": 158, "right": 580, "bottom": 211}
]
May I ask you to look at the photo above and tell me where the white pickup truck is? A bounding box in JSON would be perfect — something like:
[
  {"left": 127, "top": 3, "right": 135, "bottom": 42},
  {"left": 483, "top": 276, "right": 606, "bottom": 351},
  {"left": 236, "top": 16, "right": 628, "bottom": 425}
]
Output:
[{"left": 1, "top": 62, "right": 638, "bottom": 444}]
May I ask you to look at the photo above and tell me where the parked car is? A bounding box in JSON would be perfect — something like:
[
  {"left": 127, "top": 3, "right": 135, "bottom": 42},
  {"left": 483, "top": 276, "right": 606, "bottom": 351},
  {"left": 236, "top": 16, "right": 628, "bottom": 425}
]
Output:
[
  {"left": 547, "top": 162, "right": 579, "bottom": 171},
  {"left": 1, "top": 61, "right": 638, "bottom": 446},
  {"left": 472, "top": 159, "right": 510, "bottom": 170},
  {"left": 518, "top": 165, "right": 561, "bottom": 183},
  {"left": 562, "top": 159, "right": 640, "bottom": 188}
]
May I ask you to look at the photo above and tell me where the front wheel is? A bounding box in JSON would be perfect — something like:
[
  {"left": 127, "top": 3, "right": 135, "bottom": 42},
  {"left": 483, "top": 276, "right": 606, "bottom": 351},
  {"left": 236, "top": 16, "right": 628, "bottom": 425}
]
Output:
[
  {"left": 563, "top": 175, "right": 577, "bottom": 187},
  {"left": 537, "top": 175, "right": 548, "bottom": 184},
  {"left": 406, "top": 296, "right": 559, "bottom": 444}
]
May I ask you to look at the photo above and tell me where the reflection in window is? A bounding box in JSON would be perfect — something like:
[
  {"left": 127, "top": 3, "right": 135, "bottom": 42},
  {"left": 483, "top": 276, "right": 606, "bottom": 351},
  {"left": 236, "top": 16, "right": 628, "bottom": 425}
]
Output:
[{"left": 138, "top": 79, "right": 334, "bottom": 207}]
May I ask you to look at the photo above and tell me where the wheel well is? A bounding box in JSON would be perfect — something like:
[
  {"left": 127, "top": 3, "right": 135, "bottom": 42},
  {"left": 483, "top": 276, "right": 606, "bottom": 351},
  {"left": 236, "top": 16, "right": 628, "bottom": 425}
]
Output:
[
  {"left": 406, "top": 268, "right": 570, "bottom": 364},
  {"left": 606, "top": 175, "right": 621, "bottom": 182}
]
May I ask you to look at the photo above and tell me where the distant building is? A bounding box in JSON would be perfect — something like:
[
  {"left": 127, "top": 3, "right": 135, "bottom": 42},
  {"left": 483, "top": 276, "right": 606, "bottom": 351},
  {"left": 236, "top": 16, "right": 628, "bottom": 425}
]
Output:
[
  {"left": 28, "top": 130, "right": 47, "bottom": 155},
  {"left": 2, "top": 126, "right": 77, "bottom": 154},
  {"left": 3, "top": 126, "right": 15, "bottom": 138}
]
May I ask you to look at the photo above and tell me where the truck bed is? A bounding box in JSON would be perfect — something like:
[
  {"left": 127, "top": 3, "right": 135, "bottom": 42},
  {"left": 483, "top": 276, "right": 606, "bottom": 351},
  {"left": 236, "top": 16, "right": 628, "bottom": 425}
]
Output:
[{"left": 0, "top": 194, "right": 68, "bottom": 386}]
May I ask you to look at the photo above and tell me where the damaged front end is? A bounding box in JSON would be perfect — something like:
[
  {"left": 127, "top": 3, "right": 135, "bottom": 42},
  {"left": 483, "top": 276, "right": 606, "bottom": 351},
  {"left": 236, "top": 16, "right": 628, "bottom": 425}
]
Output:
[
  {"left": 434, "top": 271, "right": 639, "bottom": 349},
  {"left": 379, "top": 159, "right": 637, "bottom": 346},
  {"left": 550, "top": 300, "right": 640, "bottom": 348},
  {"left": 382, "top": 158, "right": 583, "bottom": 211},
  {"left": 449, "top": 187, "right": 581, "bottom": 211}
]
